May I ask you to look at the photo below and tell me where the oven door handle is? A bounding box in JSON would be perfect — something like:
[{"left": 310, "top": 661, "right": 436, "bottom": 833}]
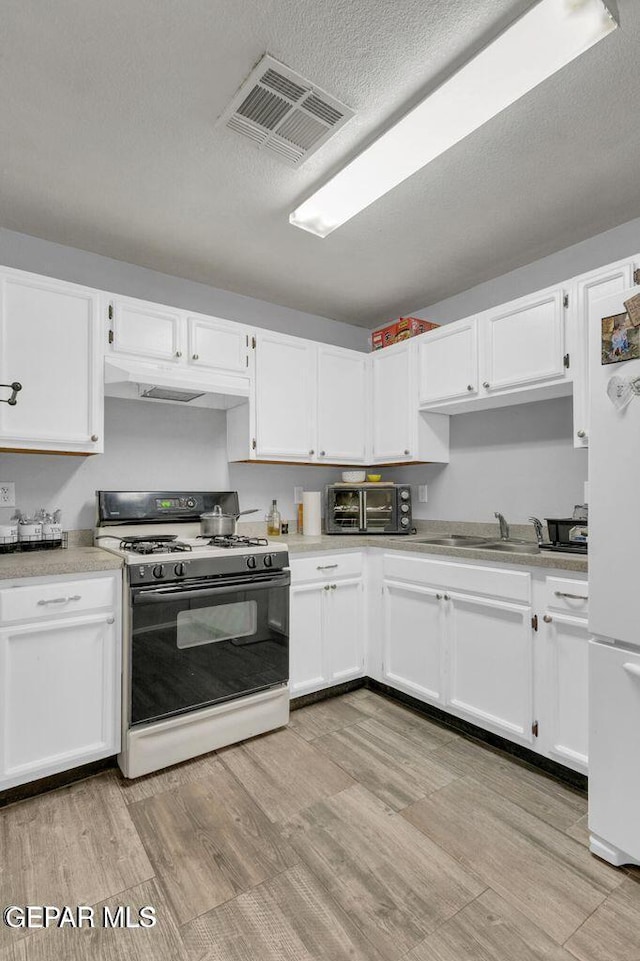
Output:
[{"left": 132, "top": 571, "right": 291, "bottom": 604}]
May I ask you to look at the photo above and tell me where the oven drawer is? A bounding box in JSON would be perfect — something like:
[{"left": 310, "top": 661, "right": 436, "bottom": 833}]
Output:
[
  {"left": 0, "top": 575, "right": 117, "bottom": 624},
  {"left": 290, "top": 552, "right": 363, "bottom": 584}
]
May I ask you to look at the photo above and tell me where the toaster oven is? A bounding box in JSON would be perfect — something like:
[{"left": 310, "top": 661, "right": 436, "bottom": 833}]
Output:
[{"left": 325, "top": 484, "right": 412, "bottom": 534}]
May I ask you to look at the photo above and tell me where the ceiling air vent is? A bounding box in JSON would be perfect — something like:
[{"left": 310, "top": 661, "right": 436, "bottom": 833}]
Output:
[{"left": 219, "top": 54, "right": 354, "bottom": 166}]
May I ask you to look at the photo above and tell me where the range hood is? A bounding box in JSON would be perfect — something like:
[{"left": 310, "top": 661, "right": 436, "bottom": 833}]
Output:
[{"left": 104, "top": 357, "right": 250, "bottom": 410}]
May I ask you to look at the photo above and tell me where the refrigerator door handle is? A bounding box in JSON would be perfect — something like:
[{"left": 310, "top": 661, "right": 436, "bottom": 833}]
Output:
[{"left": 623, "top": 662, "right": 640, "bottom": 679}]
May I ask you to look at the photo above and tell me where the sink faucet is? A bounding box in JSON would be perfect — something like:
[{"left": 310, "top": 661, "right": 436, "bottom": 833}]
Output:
[
  {"left": 494, "top": 511, "right": 510, "bottom": 541},
  {"left": 529, "top": 516, "right": 545, "bottom": 546}
]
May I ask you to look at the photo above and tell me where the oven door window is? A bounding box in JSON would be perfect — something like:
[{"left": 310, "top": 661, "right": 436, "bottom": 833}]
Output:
[{"left": 130, "top": 575, "right": 289, "bottom": 726}]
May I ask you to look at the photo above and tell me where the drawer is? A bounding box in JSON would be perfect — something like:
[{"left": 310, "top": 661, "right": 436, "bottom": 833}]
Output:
[
  {"left": 290, "top": 552, "right": 363, "bottom": 584},
  {"left": 383, "top": 553, "right": 530, "bottom": 603},
  {"left": 0, "top": 575, "right": 117, "bottom": 624},
  {"left": 546, "top": 576, "right": 589, "bottom": 617}
]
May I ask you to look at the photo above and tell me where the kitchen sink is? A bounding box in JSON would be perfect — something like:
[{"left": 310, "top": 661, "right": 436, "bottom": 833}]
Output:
[
  {"left": 481, "top": 540, "right": 540, "bottom": 554},
  {"left": 411, "top": 534, "right": 540, "bottom": 554},
  {"left": 411, "top": 534, "right": 492, "bottom": 547}
]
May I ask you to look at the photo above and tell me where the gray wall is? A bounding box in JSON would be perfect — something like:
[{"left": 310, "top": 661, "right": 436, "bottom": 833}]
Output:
[
  {"left": 397, "top": 398, "right": 587, "bottom": 523},
  {"left": 411, "top": 215, "right": 640, "bottom": 325},
  {"left": 0, "top": 227, "right": 368, "bottom": 350},
  {"left": 0, "top": 399, "right": 346, "bottom": 530}
]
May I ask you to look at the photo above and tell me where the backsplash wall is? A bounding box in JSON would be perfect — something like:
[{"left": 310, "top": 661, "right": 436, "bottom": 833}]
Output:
[{"left": 0, "top": 396, "right": 586, "bottom": 532}]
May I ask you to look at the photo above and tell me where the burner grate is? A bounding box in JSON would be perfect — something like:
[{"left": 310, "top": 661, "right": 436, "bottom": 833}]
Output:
[
  {"left": 197, "top": 535, "right": 269, "bottom": 549},
  {"left": 120, "top": 535, "right": 193, "bottom": 555}
]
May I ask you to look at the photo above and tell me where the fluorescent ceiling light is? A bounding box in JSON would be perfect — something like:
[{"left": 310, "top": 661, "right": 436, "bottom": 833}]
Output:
[{"left": 290, "top": 0, "right": 617, "bottom": 238}]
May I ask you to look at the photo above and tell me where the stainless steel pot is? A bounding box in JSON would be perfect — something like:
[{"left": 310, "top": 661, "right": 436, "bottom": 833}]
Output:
[{"left": 200, "top": 506, "right": 259, "bottom": 537}]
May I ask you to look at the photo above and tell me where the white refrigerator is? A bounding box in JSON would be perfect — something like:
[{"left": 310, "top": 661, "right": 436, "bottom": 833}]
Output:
[{"left": 588, "top": 286, "right": 640, "bottom": 867}]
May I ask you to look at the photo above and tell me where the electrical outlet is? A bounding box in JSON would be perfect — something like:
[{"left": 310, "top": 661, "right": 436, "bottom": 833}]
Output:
[
  {"left": 294, "top": 486, "right": 304, "bottom": 505},
  {"left": 418, "top": 484, "right": 428, "bottom": 503},
  {"left": 0, "top": 483, "right": 15, "bottom": 507}
]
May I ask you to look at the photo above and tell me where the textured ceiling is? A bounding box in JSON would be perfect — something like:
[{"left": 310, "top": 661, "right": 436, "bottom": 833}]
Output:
[{"left": 1, "top": 0, "right": 639, "bottom": 326}]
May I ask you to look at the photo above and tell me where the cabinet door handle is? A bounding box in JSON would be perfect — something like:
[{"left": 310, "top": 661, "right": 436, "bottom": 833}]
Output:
[
  {"left": 319, "top": 450, "right": 326, "bottom": 456},
  {"left": 107, "top": 616, "right": 115, "bottom": 625},
  {"left": 309, "top": 450, "right": 315, "bottom": 456},
  {"left": 323, "top": 584, "right": 330, "bottom": 591},
  {"left": 467, "top": 384, "right": 474, "bottom": 391},
  {"left": 317, "top": 564, "right": 338, "bottom": 570},
  {"left": 623, "top": 662, "right": 640, "bottom": 679},
  {"left": 192, "top": 353, "right": 199, "bottom": 360},
  {"left": 554, "top": 591, "right": 588, "bottom": 600},
  {"left": 404, "top": 449, "right": 410, "bottom": 456},
  {"left": 330, "top": 584, "right": 337, "bottom": 590},
  {"left": 543, "top": 614, "right": 553, "bottom": 623},
  {"left": 175, "top": 350, "right": 182, "bottom": 358},
  {"left": 0, "top": 382, "right": 22, "bottom": 406},
  {"left": 443, "top": 593, "right": 450, "bottom": 601},
  {"left": 436, "top": 593, "right": 442, "bottom": 600},
  {"left": 91, "top": 434, "right": 99, "bottom": 442},
  {"left": 577, "top": 430, "right": 586, "bottom": 439},
  {"left": 483, "top": 381, "right": 490, "bottom": 389},
  {"left": 37, "top": 594, "right": 81, "bottom": 605}
]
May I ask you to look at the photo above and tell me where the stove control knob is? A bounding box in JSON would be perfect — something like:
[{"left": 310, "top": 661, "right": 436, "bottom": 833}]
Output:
[
  {"left": 152, "top": 564, "right": 165, "bottom": 579},
  {"left": 174, "top": 562, "right": 186, "bottom": 577},
  {"left": 186, "top": 498, "right": 196, "bottom": 509},
  {"left": 401, "top": 504, "right": 409, "bottom": 513},
  {"left": 263, "top": 554, "right": 273, "bottom": 568},
  {"left": 400, "top": 517, "right": 410, "bottom": 527},
  {"left": 246, "top": 556, "right": 257, "bottom": 570},
  {"left": 400, "top": 490, "right": 410, "bottom": 501}
]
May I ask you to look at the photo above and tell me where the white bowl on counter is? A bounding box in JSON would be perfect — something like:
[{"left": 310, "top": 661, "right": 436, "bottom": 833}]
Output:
[{"left": 341, "top": 471, "right": 367, "bottom": 483}]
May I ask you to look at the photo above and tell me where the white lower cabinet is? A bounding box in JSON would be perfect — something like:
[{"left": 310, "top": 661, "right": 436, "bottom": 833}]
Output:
[
  {"left": 0, "top": 572, "right": 121, "bottom": 791},
  {"left": 447, "top": 593, "right": 533, "bottom": 744},
  {"left": 289, "top": 555, "right": 365, "bottom": 697},
  {"left": 382, "top": 581, "right": 444, "bottom": 704},
  {"left": 536, "top": 576, "right": 590, "bottom": 774}
]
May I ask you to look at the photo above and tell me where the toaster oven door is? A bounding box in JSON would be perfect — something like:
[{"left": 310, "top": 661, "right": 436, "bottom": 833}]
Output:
[
  {"left": 327, "top": 488, "right": 363, "bottom": 532},
  {"left": 363, "top": 488, "right": 398, "bottom": 533}
]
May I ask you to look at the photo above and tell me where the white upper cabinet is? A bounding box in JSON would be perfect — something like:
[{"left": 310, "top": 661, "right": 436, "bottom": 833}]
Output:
[
  {"left": 317, "top": 345, "right": 367, "bottom": 463},
  {"left": 418, "top": 318, "right": 479, "bottom": 405},
  {"left": 419, "top": 285, "right": 570, "bottom": 414},
  {"left": 186, "top": 315, "right": 251, "bottom": 374},
  {"left": 370, "top": 340, "right": 416, "bottom": 462},
  {"left": 568, "top": 258, "right": 639, "bottom": 448},
  {"left": 480, "top": 286, "right": 567, "bottom": 393},
  {"left": 110, "top": 296, "right": 182, "bottom": 362},
  {"left": 371, "top": 340, "right": 449, "bottom": 464},
  {"left": 108, "top": 296, "right": 253, "bottom": 377},
  {"left": 254, "top": 331, "right": 317, "bottom": 460},
  {"left": 0, "top": 268, "right": 102, "bottom": 454}
]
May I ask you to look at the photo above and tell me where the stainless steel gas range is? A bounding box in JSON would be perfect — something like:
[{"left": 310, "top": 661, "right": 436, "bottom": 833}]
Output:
[{"left": 95, "top": 490, "right": 290, "bottom": 778}]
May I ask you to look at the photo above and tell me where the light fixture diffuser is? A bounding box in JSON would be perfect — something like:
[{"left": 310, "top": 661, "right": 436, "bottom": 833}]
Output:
[{"left": 290, "top": 0, "right": 617, "bottom": 238}]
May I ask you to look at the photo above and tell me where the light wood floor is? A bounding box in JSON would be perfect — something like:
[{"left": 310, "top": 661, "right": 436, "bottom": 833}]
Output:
[{"left": 1, "top": 689, "right": 639, "bottom": 960}]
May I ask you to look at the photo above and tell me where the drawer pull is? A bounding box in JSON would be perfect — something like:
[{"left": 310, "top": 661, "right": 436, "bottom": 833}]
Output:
[
  {"left": 623, "top": 663, "right": 640, "bottom": 679},
  {"left": 37, "top": 594, "right": 81, "bottom": 605},
  {"left": 317, "top": 564, "right": 338, "bottom": 570},
  {"left": 554, "top": 591, "right": 588, "bottom": 600}
]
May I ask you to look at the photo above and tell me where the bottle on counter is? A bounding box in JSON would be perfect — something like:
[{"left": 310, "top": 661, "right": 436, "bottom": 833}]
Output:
[
  {"left": 266, "top": 499, "right": 281, "bottom": 537},
  {"left": 297, "top": 502, "right": 304, "bottom": 534}
]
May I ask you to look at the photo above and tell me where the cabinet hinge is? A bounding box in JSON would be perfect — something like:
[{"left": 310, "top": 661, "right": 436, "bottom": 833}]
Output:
[
  {"left": 531, "top": 614, "right": 538, "bottom": 632},
  {"left": 252, "top": 438, "right": 257, "bottom": 450},
  {"left": 532, "top": 720, "right": 539, "bottom": 738},
  {"left": 251, "top": 336, "right": 256, "bottom": 349},
  {"left": 563, "top": 293, "right": 569, "bottom": 309},
  {"left": 563, "top": 353, "right": 570, "bottom": 369},
  {"left": 634, "top": 268, "right": 640, "bottom": 286},
  {"left": 108, "top": 329, "right": 114, "bottom": 344},
  {"left": 108, "top": 304, "right": 113, "bottom": 321}
]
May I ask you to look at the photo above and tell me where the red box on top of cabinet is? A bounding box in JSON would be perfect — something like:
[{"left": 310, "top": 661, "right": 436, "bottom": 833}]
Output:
[
  {"left": 370, "top": 321, "right": 398, "bottom": 351},
  {"left": 370, "top": 317, "right": 440, "bottom": 350}
]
